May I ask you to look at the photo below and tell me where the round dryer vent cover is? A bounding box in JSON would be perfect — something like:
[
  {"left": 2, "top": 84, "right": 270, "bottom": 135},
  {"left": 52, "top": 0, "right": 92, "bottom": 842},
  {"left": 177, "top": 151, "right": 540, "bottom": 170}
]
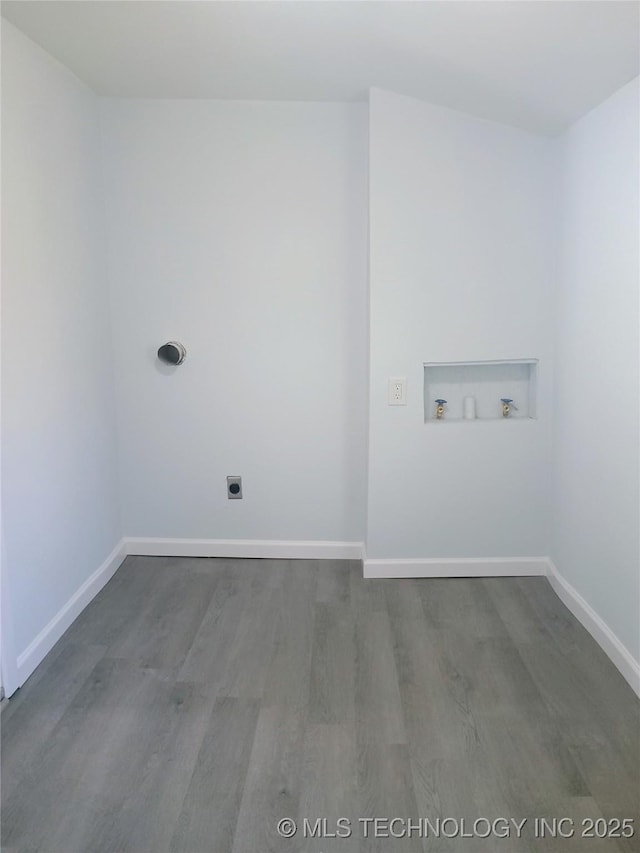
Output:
[{"left": 157, "top": 341, "right": 187, "bottom": 365}]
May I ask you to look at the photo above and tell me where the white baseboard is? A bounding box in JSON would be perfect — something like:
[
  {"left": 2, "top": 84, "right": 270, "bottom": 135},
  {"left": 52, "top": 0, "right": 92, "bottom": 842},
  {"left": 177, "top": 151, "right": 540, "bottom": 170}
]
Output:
[
  {"left": 11, "top": 541, "right": 638, "bottom": 703},
  {"left": 363, "top": 556, "right": 548, "bottom": 578},
  {"left": 15, "top": 540, "right": 127, "bottom": 687},
  {"left": 10, "top": 536, "right": 360, "bottom": 692},
  {"left": 363, "top": 553, "right": 639, "bottom": 696},
  {"left": 123, "top": 537, "right": 364, "bottom": 561},
  {"left": 546, "top": 559, "right": 640, "bottom": 697}
]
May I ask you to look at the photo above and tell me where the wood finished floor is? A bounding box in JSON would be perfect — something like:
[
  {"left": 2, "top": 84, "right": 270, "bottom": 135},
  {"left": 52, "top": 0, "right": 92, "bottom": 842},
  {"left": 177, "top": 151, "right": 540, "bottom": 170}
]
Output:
[{"left": 1, "top": 557, "right": 639, "bottom": 853}]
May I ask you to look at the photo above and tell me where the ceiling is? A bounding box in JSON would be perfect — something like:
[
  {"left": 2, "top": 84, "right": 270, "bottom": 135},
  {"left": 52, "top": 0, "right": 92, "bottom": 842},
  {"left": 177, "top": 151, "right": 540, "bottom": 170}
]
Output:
[{"left": 2, "top": 1, "right": 638, "bottom": 135}]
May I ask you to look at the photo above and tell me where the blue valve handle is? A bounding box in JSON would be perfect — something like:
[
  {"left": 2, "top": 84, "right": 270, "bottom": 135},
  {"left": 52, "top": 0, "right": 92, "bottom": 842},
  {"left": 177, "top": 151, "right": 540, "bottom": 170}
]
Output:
[{"left": 435, "top": 399, "right": 447, "bottom": 404}]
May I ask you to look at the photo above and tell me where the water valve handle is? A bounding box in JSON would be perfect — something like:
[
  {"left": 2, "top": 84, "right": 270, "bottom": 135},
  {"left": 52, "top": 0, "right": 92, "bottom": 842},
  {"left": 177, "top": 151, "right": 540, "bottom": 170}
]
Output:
[{"left": 500, "top": 398, "right": 518, "bottom": 410}]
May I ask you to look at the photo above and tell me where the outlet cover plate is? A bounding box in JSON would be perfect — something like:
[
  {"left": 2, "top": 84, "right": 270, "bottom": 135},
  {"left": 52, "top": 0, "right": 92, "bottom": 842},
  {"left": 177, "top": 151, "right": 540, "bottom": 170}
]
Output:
[
  {"left": 227, "top": 476, "right": 243, "bottom": 499},
  {"left": 388, "top": 377, "right": 407, "bottom": 405}
]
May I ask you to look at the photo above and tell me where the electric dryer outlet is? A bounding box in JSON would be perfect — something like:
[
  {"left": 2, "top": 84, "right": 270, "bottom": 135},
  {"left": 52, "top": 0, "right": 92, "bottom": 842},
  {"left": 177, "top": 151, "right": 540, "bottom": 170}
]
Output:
[{"left": 227, "top": 476, "right": 243, "bottom": 499}]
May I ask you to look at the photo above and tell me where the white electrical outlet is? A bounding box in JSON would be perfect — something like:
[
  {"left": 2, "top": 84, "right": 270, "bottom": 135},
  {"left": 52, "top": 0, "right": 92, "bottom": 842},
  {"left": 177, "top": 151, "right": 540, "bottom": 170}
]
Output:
[{"left": 388, "top": 377, "right": 407, "bottom": 405}]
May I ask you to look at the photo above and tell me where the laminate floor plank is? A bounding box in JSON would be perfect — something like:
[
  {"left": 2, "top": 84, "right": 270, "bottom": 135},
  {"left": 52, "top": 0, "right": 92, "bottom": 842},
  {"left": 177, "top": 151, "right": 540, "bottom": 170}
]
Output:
[
  {"left": 1, "top": 641, "right": 106, "bottom": 773},
  {"left": 315, "top": 559, "right": 352, "bottom": 606},
  {"left": 170, "top": 697, "right": 260, "bottom": 853},
  {"left": 98, "top": 680, "right": 218, "bottom": 853},
  {"left": 177, "top": 572, "right": 247, "bottom": 685},
  {"left": 352, "top": 575, "right": 407, "bottom": 746},
  {"left": 351, "top": 586, "right": 420, "bottom": 853},
  {"left": 61, "top": 557, "right": 167, "bottom": 648},
  {"left": 46, "top": 676, "right": 216, "bottom": 853},
  {"left": 261, "top": 561, "right": 317, "bottom": 712},
  {"left": 1, "top": 560, "right": 637, "bottom": 853},
  {"left": 297, "top": 722, "right": 359, "bottom": 853},
  {"left": 387, "top": 603, "right": 534, "bottom": 852},
  {"left": 308, "top": 602, "right": 355, "bottom": 724},
  {"left": 486, "top": 577, "right": 637, "bottom": 735},
  {"left": 3, "top": 659, "right": 169, "bottom": 851},
  {"left": 230, "top": 703, "right": 306, "bottom": 853},
  {"left": 354, "top": 743, "right": 423, "bottom": 853},
  {"left": 213, "top": 571, "right": 282, "bottom": 700},
  {"left": 416, "top": 577, "right": 510, "bottom": 639},
  {"left": 448, "top": 637, "right": 589, "bottom": 821},
  {"left": 230, "top": 563, "right": 317, "bottom": 853},
  {"left": 485, "top": 575, "right": 640, "bottom": 847},
  {"left": 106, "top": 565, "right": 218, "bottom": 672}
]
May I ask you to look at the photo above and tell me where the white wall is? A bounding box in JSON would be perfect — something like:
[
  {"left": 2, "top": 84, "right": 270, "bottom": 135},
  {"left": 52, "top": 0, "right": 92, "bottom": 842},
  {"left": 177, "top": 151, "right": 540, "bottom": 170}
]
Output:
[
  {"left": 2, "top": 21, "right": 636, "bottom": 695},
  {"left": 553, "top": 78, "right": 639, "bottom": 661},
  {"left": 100, "top": 100, "right": 368, "bottom": 543},
  {"left": 367, "top": 89, "right": 556, "bottom": 559},
  {"left": 1, "top": 24, "right": 120, "bottom": 672}
]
